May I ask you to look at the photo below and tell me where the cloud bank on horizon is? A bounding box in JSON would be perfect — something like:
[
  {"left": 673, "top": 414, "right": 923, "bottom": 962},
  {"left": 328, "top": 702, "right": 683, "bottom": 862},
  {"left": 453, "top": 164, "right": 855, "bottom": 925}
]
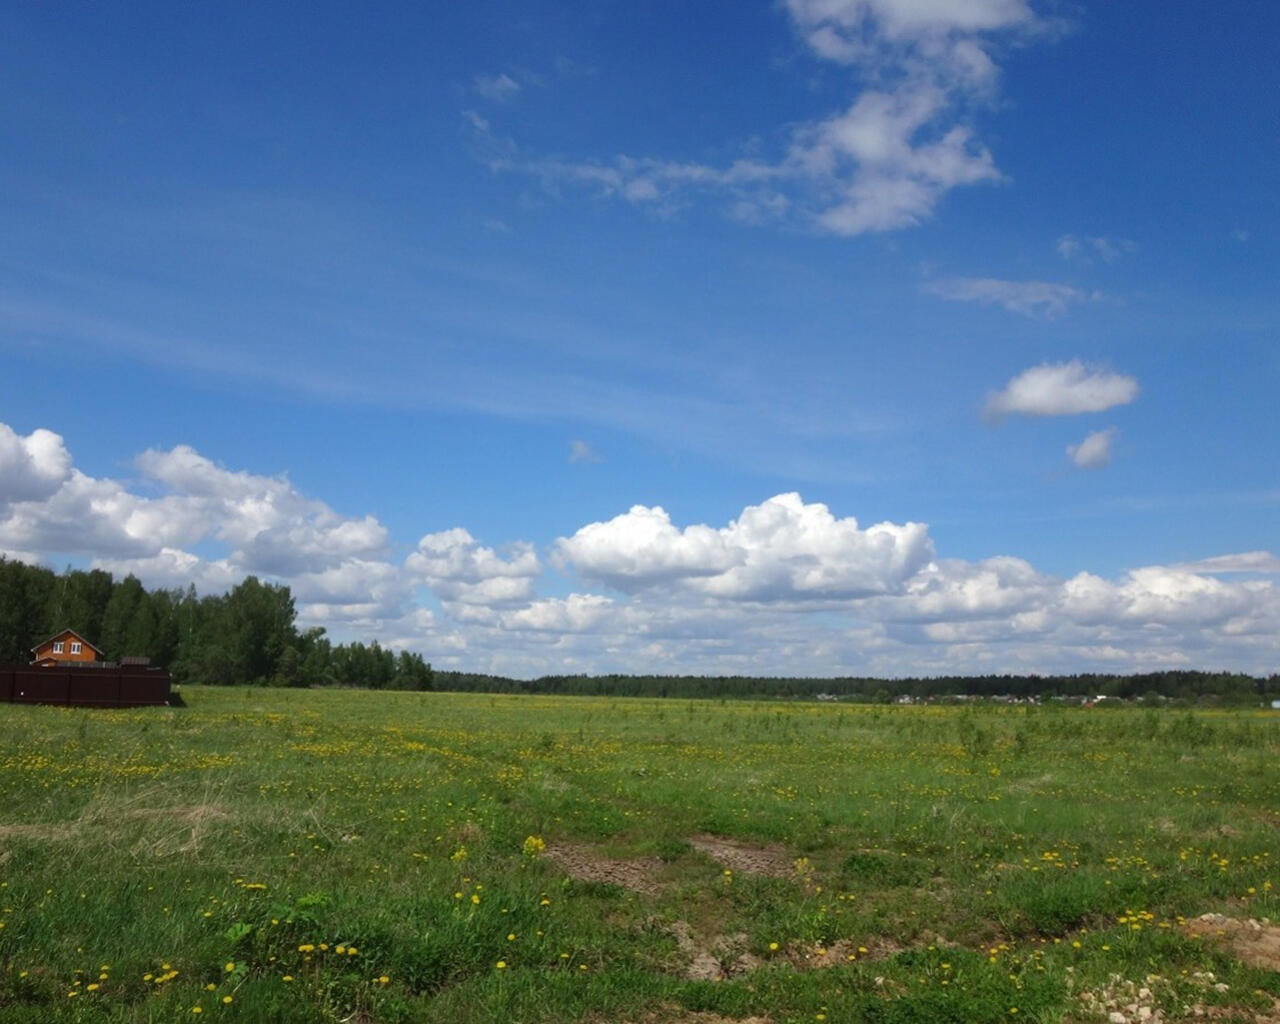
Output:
[{"left": 2, "top": 420, "right": 1277, "bottom": 678}]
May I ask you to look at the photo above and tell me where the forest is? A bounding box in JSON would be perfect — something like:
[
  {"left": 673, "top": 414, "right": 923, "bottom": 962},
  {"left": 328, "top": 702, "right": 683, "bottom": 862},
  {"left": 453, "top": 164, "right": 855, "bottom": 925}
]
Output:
[
  {"left": 0, "top": 556, "right": 433, "bottom": 690},
  {"left": 2, "top": 555, "right": 1276, "bottom": 701}
]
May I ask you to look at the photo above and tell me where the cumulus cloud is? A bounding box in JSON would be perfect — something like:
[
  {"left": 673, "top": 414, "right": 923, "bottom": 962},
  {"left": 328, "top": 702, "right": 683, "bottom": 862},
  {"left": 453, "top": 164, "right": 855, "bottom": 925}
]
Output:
[
  {"left": 1067, "top": 427, "right": 1117, "bottom": 469},
  {"left": 923, "top": 277, "right": 1087, "bottom": 318},
  {"left": 555, "top": 493, "right": 934, "bottom": 600},
  {"left": 502, "top": 593, "right": 616, "bottom": 633},
  {"left": 0, "top": 424, "right": 72, "bottom": 504},
  {"left": 475, "top": 0, "right": 1053, "bottom": 235},
  {"left": 4, "top": 418, "right": 1279, "bottom": 678},
  {"left": 405, "top": 528, "right": 540, "bottom": 606},
  {"left": 135, "top": 445, "right": 389, "bottom": 575},
  {"left": 985, "top": 361, "right": 1139, "bottom": 418}
]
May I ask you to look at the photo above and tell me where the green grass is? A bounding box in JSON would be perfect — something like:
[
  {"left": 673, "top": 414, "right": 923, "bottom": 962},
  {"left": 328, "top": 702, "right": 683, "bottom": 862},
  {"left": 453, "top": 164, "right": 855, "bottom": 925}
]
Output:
[{"left": 0, "top": 688, "right": 1278, "bottom": 1022}]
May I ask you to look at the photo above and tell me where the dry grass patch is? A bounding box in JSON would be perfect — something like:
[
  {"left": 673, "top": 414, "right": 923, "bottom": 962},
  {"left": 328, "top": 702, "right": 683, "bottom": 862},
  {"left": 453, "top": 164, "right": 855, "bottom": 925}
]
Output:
[{"left": 0, "top": 795, "right": 228, "bottom": 857}]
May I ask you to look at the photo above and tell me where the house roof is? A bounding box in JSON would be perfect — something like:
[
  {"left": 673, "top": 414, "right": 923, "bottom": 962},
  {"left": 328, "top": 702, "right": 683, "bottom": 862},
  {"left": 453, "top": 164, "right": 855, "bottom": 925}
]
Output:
[{"left": 30, "top": 627, "right": 106, "bottom": 656}]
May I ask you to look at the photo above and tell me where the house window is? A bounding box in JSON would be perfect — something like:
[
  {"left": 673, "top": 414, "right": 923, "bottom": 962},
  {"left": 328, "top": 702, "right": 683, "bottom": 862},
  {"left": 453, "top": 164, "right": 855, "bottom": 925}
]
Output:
[
  {"left": 70, "top": 642, "right": 82, "bottom": 655},
  {"left": 53, "top": 641, "right": 64, "bottom": 653}
]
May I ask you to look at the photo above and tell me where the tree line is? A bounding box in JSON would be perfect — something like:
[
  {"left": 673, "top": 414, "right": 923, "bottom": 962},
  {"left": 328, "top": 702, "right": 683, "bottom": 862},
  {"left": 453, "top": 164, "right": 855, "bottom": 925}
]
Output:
[
  {"left": 0, "top": 557, "right": 433, "bottom": 690},
  {"left": 436, "top": 669, "right": 1278, "bottom": 704},
  {"left": 3, "top": 556, "right": 1275, "bottom": 701}
]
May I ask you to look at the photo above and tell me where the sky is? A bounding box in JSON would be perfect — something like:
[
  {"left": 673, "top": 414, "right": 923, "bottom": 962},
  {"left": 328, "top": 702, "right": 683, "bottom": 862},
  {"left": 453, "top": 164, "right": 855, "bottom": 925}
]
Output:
[{"left": 1, "top": 0, "right": 1278, "bottom": 678}]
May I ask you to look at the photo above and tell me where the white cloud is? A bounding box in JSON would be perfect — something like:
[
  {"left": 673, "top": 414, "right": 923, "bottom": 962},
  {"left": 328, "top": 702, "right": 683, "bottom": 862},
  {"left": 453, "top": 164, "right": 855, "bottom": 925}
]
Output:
[
  {"left": 1067, "top": 427, "right": 1117, "bottom": 469},
  {"left": 405, "top": 528, "right": 540, "bottom": 606},
  {"left": 4, "top": 418, "right": 1279, "bottom": 678},
  {"left": 1057, "top": 234, "right": 1137, "bottom": 263},
  {"left": 0, "top": 425, "right": 72, "bottom": 504},
  {"left": 555, "top": 493, "right": 934, "bottom": 600},
  {"left": 475, "top": 0, "right": 1053, "bottom": 236},
  {"left": 135, "top": 445, "right": 389, "bottom": 575},
  {"left": 92, "top": 547, "right": 240, "bottom": 594},
  {"left": 502, "top": 593, "right": 616, "bottom": 633},
  {"left": 985, "top": 361, "right": 1139, "bottom": 418},
  {"left": 1171, "top": 551, "right": 1280, "bottom": 574},
  {"left": 474, "top": 73, "right": 521, "bottom": 102},
  {"left": 924, "top": 277, "right": 1087, "bottom": 318},
  {"left": 553, "top": 504, "right": 739, "bottom": 590},
  {"left": 569, "top": 439, "right": 603, "bottom": 464}
]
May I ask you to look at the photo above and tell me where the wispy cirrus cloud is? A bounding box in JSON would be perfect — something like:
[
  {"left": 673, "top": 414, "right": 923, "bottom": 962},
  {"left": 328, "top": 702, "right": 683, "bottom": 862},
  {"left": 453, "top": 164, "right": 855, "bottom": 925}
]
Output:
[
  {"left": 473, "top": 72, "right": 521, "bottom": 102},
  {"left": 923, "top": 276, "right": 1089, "bottom": 318},
  {"left": 568, "top": 440, "right": 603, "bottom": 464},
  {"left": 986, "top": 361, "right": 1139, "bottom": 418},
  {"left": 471, "top": 0, "right": 1058, "bottom": 236},
  {"left": 1171, "top": 551, "right": 1280, "bottom": 574},
  {"left": 1056, "top": 234, "right": 1137, "bottom": 263}
]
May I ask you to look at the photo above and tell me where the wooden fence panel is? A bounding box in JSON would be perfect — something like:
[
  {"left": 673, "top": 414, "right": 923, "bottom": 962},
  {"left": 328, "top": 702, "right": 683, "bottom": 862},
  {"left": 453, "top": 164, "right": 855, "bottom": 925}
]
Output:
[{"left": 1, "top": 666, "right": 170, "bottom": 707}]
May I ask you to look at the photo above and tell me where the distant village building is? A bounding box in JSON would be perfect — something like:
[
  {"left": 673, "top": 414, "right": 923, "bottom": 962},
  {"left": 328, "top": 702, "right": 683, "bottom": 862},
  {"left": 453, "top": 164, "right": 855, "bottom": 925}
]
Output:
[
  {"left": 5, "top": 628, "right": 170, "bottom": 707},
  {"left": 30, "top": 628, "right": 107, "bottom": 667}
]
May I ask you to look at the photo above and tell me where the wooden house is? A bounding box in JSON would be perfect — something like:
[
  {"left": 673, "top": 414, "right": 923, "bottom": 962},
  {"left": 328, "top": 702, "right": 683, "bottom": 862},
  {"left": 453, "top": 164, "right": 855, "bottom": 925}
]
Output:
[{"left": 30, "top": 628, "right": 107, "bottom": 667}]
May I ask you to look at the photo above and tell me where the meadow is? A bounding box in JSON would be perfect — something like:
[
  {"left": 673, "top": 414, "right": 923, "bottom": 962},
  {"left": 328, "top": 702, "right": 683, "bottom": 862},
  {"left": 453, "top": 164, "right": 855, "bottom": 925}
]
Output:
[{"left": 0, "top": 688, "right": 1277, "bottom": 1023}]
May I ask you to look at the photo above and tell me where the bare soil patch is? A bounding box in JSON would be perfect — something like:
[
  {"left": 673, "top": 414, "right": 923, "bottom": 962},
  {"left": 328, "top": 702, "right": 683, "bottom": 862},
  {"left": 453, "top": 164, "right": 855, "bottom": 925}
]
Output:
[
  {"left": 545, "top": 842, "right": 666, "bottom": 895},
  {"left": 1183, "top": 913, "right": 1280, "bottom": 972},
  {"left": 688, "top": 834, "right": 794, "bottom": 878},
  {"left": 668, "top": 920, "right": 760, "bottom": 981},
  {"left": 784, "top": 936, "right": 902, "bottom": 970}
]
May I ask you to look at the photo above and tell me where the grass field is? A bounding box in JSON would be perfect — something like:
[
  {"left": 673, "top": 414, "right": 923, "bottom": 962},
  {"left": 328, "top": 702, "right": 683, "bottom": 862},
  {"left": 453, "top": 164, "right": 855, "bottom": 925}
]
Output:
[{"left": 1, "top": 687, "right": 1278, "bottom": 1023}]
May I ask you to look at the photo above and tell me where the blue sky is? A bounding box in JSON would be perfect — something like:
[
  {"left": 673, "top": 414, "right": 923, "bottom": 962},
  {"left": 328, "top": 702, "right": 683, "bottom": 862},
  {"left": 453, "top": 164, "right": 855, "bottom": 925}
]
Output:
[{"left": 2, "top": 1, "right": 1277, "bottom": 677}]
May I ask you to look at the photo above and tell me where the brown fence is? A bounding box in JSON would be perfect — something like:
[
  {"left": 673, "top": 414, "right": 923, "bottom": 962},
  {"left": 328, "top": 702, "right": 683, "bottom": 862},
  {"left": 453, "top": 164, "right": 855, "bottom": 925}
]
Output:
[{"left": 0, "top": 666, "right": 171, "bottom": 708}]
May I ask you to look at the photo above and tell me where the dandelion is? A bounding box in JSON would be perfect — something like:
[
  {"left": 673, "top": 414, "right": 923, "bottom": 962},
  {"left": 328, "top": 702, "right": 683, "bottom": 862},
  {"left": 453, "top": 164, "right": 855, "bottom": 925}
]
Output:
[
  {"left": 222, "top": 996, "right": 233, "bottom": 1004},
  {"left": 496, "top": 960, "right": 507, "bottom": 970},
  {"left": 377, "top": 975, "right": 390, "bottom": 984}
]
